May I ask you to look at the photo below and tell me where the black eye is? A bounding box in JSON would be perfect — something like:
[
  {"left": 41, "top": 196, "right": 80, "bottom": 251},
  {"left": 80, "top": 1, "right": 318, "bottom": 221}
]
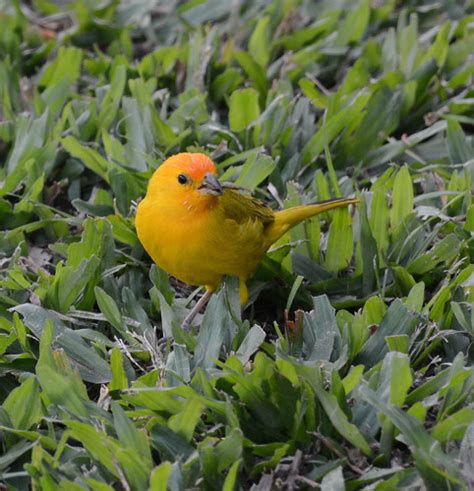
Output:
[{"left": 177, "top": 174, "right": 188, "bottom": 185}]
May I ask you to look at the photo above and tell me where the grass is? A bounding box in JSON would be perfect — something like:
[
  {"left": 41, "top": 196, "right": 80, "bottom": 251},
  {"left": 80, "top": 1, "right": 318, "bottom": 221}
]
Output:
[{"left": 0, "top": 0, "right": 474, "bottom": 489}]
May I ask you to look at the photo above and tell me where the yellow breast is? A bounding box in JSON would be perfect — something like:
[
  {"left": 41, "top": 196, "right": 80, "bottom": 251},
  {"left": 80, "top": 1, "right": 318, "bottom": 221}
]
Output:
[{"left": 135, "top": 195, "right": 267, "bottom": 291}]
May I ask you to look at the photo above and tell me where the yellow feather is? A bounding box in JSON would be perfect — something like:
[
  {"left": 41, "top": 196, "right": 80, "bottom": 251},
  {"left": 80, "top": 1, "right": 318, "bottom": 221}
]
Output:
[
  {"left": 135, "top": 153, "right": 358, "bottom": 309},
  {"left": 265, "top": 197, "right": 359, "bottom": 246}
]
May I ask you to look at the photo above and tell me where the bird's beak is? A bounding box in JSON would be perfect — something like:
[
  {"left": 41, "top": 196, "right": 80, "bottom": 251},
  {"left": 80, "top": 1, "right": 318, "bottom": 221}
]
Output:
[{"left": 198, "top": 172, "right": 223, "bottom": 196}]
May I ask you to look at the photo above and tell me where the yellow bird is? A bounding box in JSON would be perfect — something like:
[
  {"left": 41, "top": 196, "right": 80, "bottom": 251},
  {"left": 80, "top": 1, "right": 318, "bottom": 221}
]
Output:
[{"left": 136, "top": 153, "right": 357, "bottom": 328}]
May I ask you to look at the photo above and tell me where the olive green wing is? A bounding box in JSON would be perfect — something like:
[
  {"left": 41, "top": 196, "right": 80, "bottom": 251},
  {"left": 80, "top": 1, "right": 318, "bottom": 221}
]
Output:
[{"left": 220, "top": 187, "right": 274, "bottom": 225}]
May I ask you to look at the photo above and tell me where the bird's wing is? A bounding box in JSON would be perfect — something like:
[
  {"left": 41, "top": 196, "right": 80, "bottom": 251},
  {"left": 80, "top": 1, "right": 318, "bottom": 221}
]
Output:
[{"left": 220, "top": 188, "right": 274, "bottom": 225}]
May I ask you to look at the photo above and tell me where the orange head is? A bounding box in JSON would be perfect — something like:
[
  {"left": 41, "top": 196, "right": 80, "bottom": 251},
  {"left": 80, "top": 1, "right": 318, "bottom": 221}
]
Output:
[{"left": 143, "top": 152, "right": 222, "bottom": 211}]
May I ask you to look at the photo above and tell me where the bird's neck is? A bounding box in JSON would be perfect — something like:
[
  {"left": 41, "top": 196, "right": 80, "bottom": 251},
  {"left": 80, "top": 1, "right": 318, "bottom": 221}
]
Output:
[{"left": 151, "top": 192, "right": 219, "bottom": 217}]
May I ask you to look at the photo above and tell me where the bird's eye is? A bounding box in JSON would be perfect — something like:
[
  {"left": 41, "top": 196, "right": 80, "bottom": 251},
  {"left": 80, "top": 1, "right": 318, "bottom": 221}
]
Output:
[{"left": 177, "top": 174, "right": 188, "bottom": 185}]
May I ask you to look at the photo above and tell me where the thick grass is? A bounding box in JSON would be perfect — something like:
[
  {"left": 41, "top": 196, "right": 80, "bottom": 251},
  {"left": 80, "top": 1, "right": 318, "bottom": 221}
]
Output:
[{"left": 0, "top": 1, "right": 473, "bottom": 489}]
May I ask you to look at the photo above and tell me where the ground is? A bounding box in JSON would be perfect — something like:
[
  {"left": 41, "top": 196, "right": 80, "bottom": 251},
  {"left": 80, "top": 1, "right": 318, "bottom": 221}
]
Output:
[{"left": 0, "top": 1, "right": 473, "bottom": 490}]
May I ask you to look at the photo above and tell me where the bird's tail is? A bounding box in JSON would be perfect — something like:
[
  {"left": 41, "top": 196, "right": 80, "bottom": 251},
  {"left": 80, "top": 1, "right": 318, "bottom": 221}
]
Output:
[{"left": 265, "top": 197, "right": 358, "bottom": 246}]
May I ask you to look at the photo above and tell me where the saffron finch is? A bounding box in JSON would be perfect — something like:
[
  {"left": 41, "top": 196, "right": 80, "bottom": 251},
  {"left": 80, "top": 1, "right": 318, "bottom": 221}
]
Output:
[{"left": 136, "top": 153, "right": 358, "bottom": 328}]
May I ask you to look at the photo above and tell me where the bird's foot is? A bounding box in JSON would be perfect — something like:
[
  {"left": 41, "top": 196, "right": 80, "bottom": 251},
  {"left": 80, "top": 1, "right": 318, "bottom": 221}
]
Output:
[
  {"left": 180, "top": 319, "right": 191, "bottom": 332},
  {"left": 180, "top": 289, "right": 213, "bottom": 331},
  {"left": 157, "top": 336, "right": 172, "bottom": 349}
]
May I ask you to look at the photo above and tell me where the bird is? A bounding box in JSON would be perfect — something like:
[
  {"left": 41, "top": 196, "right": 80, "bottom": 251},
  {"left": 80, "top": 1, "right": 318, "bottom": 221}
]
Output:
[{"left": 135, "top": 152, "right": 358, "bottom": 329}]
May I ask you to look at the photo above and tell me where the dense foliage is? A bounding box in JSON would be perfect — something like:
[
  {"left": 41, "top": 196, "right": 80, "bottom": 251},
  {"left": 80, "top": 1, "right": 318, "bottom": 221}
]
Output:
[{"left": 1, "top": 0, "right": 473, "bottom": 489}]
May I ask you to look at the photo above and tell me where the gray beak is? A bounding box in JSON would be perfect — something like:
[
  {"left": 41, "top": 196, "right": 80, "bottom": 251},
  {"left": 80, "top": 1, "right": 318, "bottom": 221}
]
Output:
[{"left": 198, "top": 172, "right": 223, "bottom": 196}]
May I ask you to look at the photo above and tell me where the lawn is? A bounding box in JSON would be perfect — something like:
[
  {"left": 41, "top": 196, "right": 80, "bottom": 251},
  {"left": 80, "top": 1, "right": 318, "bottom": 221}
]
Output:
[{"left": 0, "top": 0, "right": 473, "bottom": 489}]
